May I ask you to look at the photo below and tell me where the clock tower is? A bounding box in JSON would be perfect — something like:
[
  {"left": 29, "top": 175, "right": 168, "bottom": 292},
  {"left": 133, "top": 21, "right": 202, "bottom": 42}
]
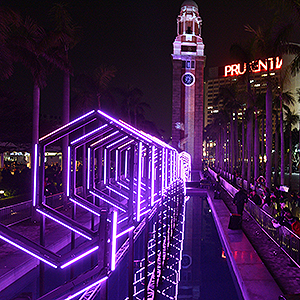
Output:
[{"left": 172, "top": 0, "right": 205, "bottom": 170}]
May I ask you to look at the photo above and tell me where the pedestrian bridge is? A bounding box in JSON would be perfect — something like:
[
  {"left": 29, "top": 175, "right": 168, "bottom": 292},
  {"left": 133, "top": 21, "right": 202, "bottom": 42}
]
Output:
[{"left": 0, "top": 110, "right": 192, "bottom": 300}]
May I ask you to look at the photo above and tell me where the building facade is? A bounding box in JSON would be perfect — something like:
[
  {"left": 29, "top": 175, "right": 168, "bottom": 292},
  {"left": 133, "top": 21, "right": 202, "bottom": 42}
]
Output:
[
  {"left": 172, "top": 0, "right": 205, "bottom": 170},
  {"left": 204, "top": 54, "right": 300, "bottom": 128}
]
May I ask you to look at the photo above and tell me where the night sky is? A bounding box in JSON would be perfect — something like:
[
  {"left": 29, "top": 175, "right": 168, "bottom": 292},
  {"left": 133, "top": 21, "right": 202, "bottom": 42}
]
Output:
[{"left": 1, "top": 0, "right": 280, "bottom": 139}]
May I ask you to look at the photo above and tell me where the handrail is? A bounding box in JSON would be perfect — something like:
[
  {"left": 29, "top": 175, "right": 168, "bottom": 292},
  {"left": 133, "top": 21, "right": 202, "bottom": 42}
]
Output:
[{"left": 208, "top": 167, "right": 300, "bottom": 267}]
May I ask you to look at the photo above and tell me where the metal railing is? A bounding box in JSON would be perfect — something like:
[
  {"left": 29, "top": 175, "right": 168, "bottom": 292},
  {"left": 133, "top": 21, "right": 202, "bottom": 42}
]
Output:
[{"left": 245, "top": 200, "right": 300, "bottom": 266}]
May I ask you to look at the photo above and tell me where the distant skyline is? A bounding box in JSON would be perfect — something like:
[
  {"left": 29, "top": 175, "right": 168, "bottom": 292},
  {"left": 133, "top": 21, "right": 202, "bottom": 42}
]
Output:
[{"left": 1, "top": 0, "right": 286, "bottom": 139}]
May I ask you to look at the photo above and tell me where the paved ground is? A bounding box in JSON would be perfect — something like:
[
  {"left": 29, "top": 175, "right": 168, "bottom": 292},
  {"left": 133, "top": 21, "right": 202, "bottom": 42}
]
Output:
[{"left": 216, "top": 183, "right": 300, "bottom": 297}]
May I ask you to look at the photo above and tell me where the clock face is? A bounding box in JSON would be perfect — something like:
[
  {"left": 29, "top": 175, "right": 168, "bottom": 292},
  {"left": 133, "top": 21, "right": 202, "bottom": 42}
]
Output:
[{"left": 182, "top": 72, "right": 195, "bottom": 86}]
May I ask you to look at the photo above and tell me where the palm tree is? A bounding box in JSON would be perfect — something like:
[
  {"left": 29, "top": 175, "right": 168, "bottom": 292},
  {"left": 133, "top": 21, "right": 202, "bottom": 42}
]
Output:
[
  {"left": 284, "top": 108, "right": 299, "bottom": 185},
  {"left": 245, "top": 18, "right": 294, "bottom": 189}
]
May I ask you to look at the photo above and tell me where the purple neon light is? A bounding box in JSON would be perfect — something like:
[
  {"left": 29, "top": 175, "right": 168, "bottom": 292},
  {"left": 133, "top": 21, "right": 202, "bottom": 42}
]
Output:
[
  {"left": 40, "top": 110, "right": 95, "bottom": 141},
  {"left": 60, "top": 246, "right": 99, "bottom": 269},
  {"left": 117, "top": 181, "right": 129, "bottom": 190},
  {"left": 124, "top": 150, "right": 128, "bottom": 178},
  {"left": 117, "top": 139, "right": 133, "bottom": 150},
  {"left": 115, "top": 150, "right": 119, "bottom": 181},
  {"left": 103, "top": 148, "right": 107, "bottom": 184},
  {"left": 117, "top": 216, "right": 128, "bottom": 224},
  {"left": 90, "top": 131, "right": 119, "bottom": 147},
  {"left": 87, "top": 148, "right": 91, "bottom": 189},
  {"left": 137, "top": 142, "right": 142, "bottom": 222},
  {"left": 161, "top": 148, "right": 165, "bottom": 195},
  {"left": 140, "top": 209, "right": 151, "bottom": 218},
  {"left": 116, "top": 226, "right": 134, "bottom": 239},
  {"left": 70, "top": 124, "right": 108, "bottom": 145},
  {"left": 106, "top": 186, "right": 129, "bottom": 200},
  {"left": 64, "top": 276, "right": 108, "bottom": 300},
  {"left": 69, "top": 198, "right": 100, "bottom": 216},
  {"left": 151, "top": 145, "right": 155, "bottom": 206},
  {"left": 33, "top": 144, "right": 38, "bottom": 207},
  {"left": 36, "top": 209, "right": 92, "bottom": 240},
  {"left": 98, "top": 110, "right": 153, "bottom": 143},
  {"left": 89, "top": 191, "right": 127, "bottom": 212},
  {"left": 0, "top": 234, "right": 58, "bottom": 268},
  {"left": 107, "top": 136, "right": 128, "bottom": 149},
  {"left": 67, "top": 146, "right": 71, "bottom": 197},
  {"left": 111, "top": 210, "right": 117, "bottom": 271}
]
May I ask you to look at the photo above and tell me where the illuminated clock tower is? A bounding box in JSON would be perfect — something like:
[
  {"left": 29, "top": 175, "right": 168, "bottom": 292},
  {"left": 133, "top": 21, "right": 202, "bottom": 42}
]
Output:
[{"left": 172, "top": 0, "right": 205, "bottom": 170}]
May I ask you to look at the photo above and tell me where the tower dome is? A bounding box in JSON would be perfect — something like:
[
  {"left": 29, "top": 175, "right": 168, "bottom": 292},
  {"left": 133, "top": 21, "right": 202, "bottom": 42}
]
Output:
[{"left": 181, "top": 0, "right": 198, "bottom": 10}]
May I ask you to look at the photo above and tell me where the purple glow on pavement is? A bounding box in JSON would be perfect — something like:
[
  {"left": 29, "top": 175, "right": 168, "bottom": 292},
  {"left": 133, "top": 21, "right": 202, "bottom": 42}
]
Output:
[
  {"left": 116, "top": 225, "right": 134, "bottom": 239},
  {"left": 60, "top": 246, "right": 99, "bottom": 269},
  {"left": 40, "top": 110, "right": 95, "bottom": 141},
  {"left": 69, "top": 198, "right": 100, "bottom": 216},
  {"left": 89, "top": 191, "right": 127, "bottom": 212},
  {"left": 33, "top": 144, "right": 38, "bottom": 207},
  {"left": 106, "top": 186, "right": 129, "bottom": 200},
  {"left": 137, "top": 142, "right": 142, "bottom": 222},
  {"left": 67, "top": 146, "right": 71, "bottom": 197},
  {"left": 70, "top": 124, "right": 108, "bottom": 145},
  {"left": 0, "top": 234, "right": 58, "bottom": 268},
  {"left": 90, "top": 131, "right": 119, "bottom": 147},
  {"left": 64, "top": 276, "right": 108, "bottom": 300},
  {"left": 36, "top": 209, "right": 92, "bottom": 240},
  {"left": 111, "top": 210, "right": 117, "bottom": 271}
]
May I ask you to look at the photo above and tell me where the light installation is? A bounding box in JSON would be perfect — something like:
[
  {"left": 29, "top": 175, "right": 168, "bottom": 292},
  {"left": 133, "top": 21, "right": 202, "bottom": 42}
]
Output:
[{"left": 0, "top": 109, "right": 191, "bottom": 300}]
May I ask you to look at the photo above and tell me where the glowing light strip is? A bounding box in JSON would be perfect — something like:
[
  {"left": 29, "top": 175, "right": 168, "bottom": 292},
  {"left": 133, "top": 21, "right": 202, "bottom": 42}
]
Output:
[
  {"left": 117, "top": 181, "right": 129, "bottom": 190},
  {"left": 70, "top": 124, "right": 108, "bottom": 145},
  {"left": 33, "top": 144, "right": 38, "bottom": 207},
  {"left": 40, "top": 110, "right": 95, "bottom": 141},
  {"left": 111, "top": 210, "right": 117, "bottom": 271},
  {"left": 67, "top": 146, "right": 71, "bottom": 197},
  {"left": 107, "top": 136, "right": 128, "bottom": 149},
  {"left": 140, "top": 209, "right": 151, "bottom": 218},
  {"left": 137, "top": 142, "right": 142, "bottom": 222},
  {"left": 125, "top": 150, "right": 128, "bottom": 178},
  {"left": 118, "top": 216, "right": 128, "bottom": 224},
  {"left": 64, "top": 276, "right": 108, "bottom": 300},
  {"left": 0, "top": 234, "right": 58, "bottom": 268},
  {"left": 89, "top": 191, "right": 126, "bottom": 212},
  {"left": 87, "top": 148, "right": 91, "bottom": 189},
  {"left": 60, "top": 246, "right": 99, "bottom": 269},
  {"left": 118, "top": 140, "right": 133, "bottom": 150},
  {"left": 116, "top": 226, "right": 135, "bottom": 239},
  {"left": 69, "top": 198, "right": 100, "bottom": 216},
  {"left": 103, "top": 149, "right": 107, "bottom": 184},
  {"left": 36, "top": 209, "right": 92, "bottom": 240},
  {"left": 165, "top": 149, "right": 168, "bottom": 187},
  {"left": 162, "top": 149, "right": 165, "bottom": 195},
  {"left": 115, "top": 150, "right": 119, "bottom": 181},
  {"left": 90, "top": 131, "right": 119, "bottom": 147},
  {"left": 106, "top": 186, "right": 129, "bottom": 200},
  {"left": 98, "top": 111, "right": 152, "bottom": 143}
]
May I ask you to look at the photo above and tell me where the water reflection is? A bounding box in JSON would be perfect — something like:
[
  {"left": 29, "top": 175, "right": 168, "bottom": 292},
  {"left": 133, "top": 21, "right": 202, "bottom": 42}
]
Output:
[{"left": 178, "top": 196, "right": 243, "bottom": 300}]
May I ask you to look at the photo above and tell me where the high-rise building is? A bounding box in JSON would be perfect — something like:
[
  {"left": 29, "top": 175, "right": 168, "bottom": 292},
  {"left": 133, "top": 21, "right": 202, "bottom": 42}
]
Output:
[
  {"left": 172, "top": 0, "right": 205, "bottom": 170},
  {"left": 204, "top": 54, "right": 300, "bottom": 128}
]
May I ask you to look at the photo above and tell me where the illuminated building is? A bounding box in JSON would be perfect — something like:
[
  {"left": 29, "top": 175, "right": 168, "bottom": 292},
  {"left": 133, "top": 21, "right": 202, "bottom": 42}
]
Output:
[
  {"left": 172, "top": 0, "right": 205, "bottom": 170},
  {"left": 204, "top": 54, "right": 300, "bottom": 128}
]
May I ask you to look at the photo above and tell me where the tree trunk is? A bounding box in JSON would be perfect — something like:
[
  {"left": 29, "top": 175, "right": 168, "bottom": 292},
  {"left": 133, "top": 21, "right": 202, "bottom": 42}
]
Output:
[
  {"left": 265, "top": 84, "right": 273, "bottom": 189},
  {"left": 289, "top": 128, "right": 292, "bottom": 186},
  {"left": 62, "top": 71, "right": 70, "bottom": 207},
  {"left": 280, "top": 100, "right": 285, "bottom": 186},
  {"left": 254, "top": 112, "right": 259, "bottom": 180}
]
